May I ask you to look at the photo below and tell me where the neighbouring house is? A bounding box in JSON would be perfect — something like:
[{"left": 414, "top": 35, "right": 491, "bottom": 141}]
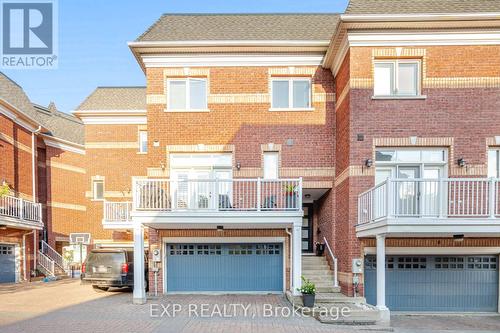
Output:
[
  {"left": 0, "top": 72, "right": 85, "bottom": 282},
  {"left": 2, "top": 0, "right": 500, "bottom": 320}
]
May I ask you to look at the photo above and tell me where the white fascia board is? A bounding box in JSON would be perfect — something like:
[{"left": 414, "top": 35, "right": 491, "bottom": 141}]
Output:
[
  {"left": 142, "top": 54, "right": 325, "bottom": 68},
  {"left": 341, "top": 13, "right": 500, "bottom": 22},
  {"left": 128, "top": 40, "right": 330, "bottom": 47},
  {"left": 73, "top": 109, "right": 146, "bottom": 115},
  {"left": 79, "top": 116, "right": 147, "bottom": 125},
  {"left": 347, "top": 30, "right": 500, "bottom": 46},
  {"left": 43, "top": 137, "right": 86, "bottom": 155},
  {"left": 163, "top": 237, "right": 286, "bottom": 243},
  {"left": 0, "top": 103, "right": 40, "bottom": 132}
]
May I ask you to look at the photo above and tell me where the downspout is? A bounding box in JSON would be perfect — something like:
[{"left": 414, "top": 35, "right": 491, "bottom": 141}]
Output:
[
  {"left": 32, "top": 126, "right": 41, "bottom": 271},
  {"left": 285, "top": 228, "right": 292, "bottom": 292},
  {"left": 23, "top": 230, "right": 35, "bottom": 281},
  {"left": 32, "top": 126, "right": 41, "bottom": 201}
]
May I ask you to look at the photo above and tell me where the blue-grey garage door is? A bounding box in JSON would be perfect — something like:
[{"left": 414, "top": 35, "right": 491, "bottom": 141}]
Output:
[
  {"left": 364, "top": 255, "right": 499, "bottom": 312},
  {"left": 0, "top": 244, "right": 16, "bottom": 283},
  {"left": 166, "top": 243, "right": 283, "bottom": 292}
]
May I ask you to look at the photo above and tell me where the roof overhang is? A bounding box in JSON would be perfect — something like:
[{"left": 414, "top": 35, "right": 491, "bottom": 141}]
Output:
[
  {"left": 129, "top": 40, "right": 331, "bottom": 72},
  {"left": 0, "top": 98, "right": 46, "bottom": 132},
  {"left": 323, "top": 13, "right": 500, "bottom": 75}
]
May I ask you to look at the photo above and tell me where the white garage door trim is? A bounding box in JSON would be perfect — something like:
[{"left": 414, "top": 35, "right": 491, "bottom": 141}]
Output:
[{"left": 162, "top": 237, "right": 286, "bottom": 294}]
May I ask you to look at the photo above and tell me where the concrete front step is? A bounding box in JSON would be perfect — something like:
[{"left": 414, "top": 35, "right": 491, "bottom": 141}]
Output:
[
  {"left": 302, "top": 269, "right": 334, "bottom": 275},
  {"left": 315, "top": 292, "right": 365, "bottom": 303}
]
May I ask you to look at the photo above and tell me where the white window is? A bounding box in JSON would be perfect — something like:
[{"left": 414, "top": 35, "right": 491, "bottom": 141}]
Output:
[
  {"left": 374, "top": 60, "right": 420, "bottom": 97},
  {"left": 92, "top": 179, "right": 104, "bottom": 200},
  {"left": 167, "top": 78, "right": 207, "bottom": 111},
  {"left": 263, "top": 152, "right": 279, "bottom": 179},
  {"left": 489, "top": 149, "right": 499, "bottom": 178},
  {"left": 139, "top": 131, "right": 147, "bottom": 153},
  {"left": 271, "top": 78, "right": 311, "bottom": 110}
]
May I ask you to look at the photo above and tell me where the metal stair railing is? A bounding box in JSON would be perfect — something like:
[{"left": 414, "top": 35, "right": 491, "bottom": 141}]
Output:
[
  {"left": 37, "top": 251, "right": 55, "bottom": 277},
  {"left": 41, "top": 240, "right": 69, "bottom": 273}
]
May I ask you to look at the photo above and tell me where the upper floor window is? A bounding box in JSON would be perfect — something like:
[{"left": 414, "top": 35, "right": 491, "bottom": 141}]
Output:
[
  {"left": 92, "top": 179, "right": 104, "bottom": 200},
  {"left": 489, "top": 149, "right": 499, "bottom": 178},
  {"left": 167, "top": 78, "right": 208, "bottom": 111},
  {"left": 271, "top": 78, "right": 311, "bottom": 110},
  {"left": 139, "top": 131, "right": 147, "bottom": 153},
  {"left": 263, "top": 152, "right": 279, "bottom": 179},
  {"left": 374, "top": 60, "right": 421, "bottom": 97}
]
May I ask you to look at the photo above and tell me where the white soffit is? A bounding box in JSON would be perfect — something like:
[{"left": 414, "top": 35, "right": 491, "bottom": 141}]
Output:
[{"left": 141, "top": 54, "right": 325, "bottom": 67}]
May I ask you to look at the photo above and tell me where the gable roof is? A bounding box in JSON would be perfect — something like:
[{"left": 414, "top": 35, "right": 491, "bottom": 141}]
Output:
[
  {"left": 33, "top": 104, "right": 84, "bottom": 145},
  {"left": 0, "top": 72, "right": 44, "bottom": 125},
  {"left": 75, "top": 87, "right": 146, "bottom": 111},
  {"left": 1, "top": 72, "right": 84, "bottom": 145},
  {"left": 345, "top": 0, "right": 500, "bottom": 15},
  {"left": 136, "top": 14, "right": 340, "bottom": 42}
]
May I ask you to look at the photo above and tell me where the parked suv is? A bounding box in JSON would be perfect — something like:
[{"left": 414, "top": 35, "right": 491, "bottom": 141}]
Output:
[{"left": 81, "top": 249, "right": 148, "bottom": 292}]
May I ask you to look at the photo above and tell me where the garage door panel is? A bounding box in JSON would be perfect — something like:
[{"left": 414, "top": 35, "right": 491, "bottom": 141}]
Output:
[
  {"left": 166, "top": 243, "right": 283, "bottom": 292},
  {"left": 0, "top": 245, "right": 16, "bottom": 283},
  {"left": 365, "top": 255, "right": 498, "bottom": 312}
]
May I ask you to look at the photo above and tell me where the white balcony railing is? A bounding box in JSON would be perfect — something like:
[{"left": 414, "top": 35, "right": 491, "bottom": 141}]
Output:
[
  {"left": 358, "top": 178, "right": 500, "bottom": 225},
  {"left": 0, "top": 194, "right": 42, "bottom": 223},
  {"left": 104, "top": 201, "right": 132, "bottom": 222},
  {"left": 132, "top": 178, "right": 302, "bottom": 212}
]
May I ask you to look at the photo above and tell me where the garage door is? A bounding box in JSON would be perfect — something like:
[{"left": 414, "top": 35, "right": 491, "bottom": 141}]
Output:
[
  {"left": 0, "top": 245, "right": 16, "bottom": 283},
  {"left": 166, "top": 243, "right": 283, "bottom": 292},
  {"left": 364, "top": 255, "right": 499, "bottom": 312}
]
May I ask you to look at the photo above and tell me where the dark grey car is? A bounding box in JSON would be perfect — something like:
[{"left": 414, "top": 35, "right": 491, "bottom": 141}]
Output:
[{"left": 81, "top": 249, "right": 147, "bottom": 292}]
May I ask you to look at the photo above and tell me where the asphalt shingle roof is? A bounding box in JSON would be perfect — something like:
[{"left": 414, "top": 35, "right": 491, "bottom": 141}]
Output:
[
  {"left": 76, "top": 87, "right": 146, "bottom": 111},
  {"left": 345, "top": 0, "right": 500, "bottom": 15},
  {"left": 136, "top": 14, "right": 340, "bottom": 42},
  {"left": 0, "top": 72, "right": 83, "bottom": 145}
]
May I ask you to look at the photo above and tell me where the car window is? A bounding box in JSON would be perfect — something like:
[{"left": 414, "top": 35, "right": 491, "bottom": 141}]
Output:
[{"left": 87, "top": 252, "right": 125, "bottom": 265}]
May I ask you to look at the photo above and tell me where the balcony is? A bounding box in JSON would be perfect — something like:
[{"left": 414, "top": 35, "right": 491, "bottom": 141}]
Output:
[
  {"left": 103, "top": 178, "right": 303, "bottom": 228},
  {"left": 0, "top": 194, "right": 43, "bottom": 229},
  {"left": 356, "top": 178, "right": 500, "bottom": 237}
]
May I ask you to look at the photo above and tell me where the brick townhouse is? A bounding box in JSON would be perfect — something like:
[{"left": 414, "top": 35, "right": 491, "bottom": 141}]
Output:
[
  {"left": 2, "top": 0, "right": 500, "bottom": 319},
  {"left": 0, "top": 72, "right": 85, "bottom": 283}
]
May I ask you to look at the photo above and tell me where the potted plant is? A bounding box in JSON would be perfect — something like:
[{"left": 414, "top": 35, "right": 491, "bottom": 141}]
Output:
[
  {"left": 315, "top": 242, "right": 325, "bottom": 256},
  {"left": 283, "top": 184, "right": 297, "bottom": 208},
  {"left": 297, "top": 276, "right": 316, "bottom": 308}
]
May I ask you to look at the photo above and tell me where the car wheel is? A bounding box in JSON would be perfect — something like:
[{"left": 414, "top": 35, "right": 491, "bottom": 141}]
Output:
[{"left": 92, "top": 285, "right": 109, "bottom": 292}]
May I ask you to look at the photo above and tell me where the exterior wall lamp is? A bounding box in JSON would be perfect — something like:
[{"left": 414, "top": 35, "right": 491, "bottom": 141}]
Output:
[
  {"left": 457, "top": 158, "right": 466, "bottom": 168},
  {"left": 236, "top": 162, "right": 241, "bottom": 171},
  {"left": 365, "top": 159, "right": 373, "bottom": 168}
]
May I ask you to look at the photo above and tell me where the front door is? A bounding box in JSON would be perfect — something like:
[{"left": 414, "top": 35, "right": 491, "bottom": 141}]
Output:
[{"left": 302, "top": 204, "right": 313, "bottom": 253}]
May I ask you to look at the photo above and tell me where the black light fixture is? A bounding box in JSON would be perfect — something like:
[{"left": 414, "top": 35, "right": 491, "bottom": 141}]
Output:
[
  {"left": 305, "top": 194, "right": 311, "bottom": 199},
  {"left": 0, "top": 225, "right": 6, "bottom": 230},
  {"left": 457, "top": 158, "right": 466, "bottom": 168},
  {"left": 216, "top": 225, "right": 224, "bottom": 232},
  {"left": 453, "top": 234, "right": 465, "bottom": 242},
  {"left": 365, "top": 159, "right": 373, "bottom": 168},
  {"left": 236, "top": 162, "right": 241, "bottom": 171}
]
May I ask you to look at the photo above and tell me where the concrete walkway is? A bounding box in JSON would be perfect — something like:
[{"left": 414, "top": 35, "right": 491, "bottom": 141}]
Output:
[{"left": 1, "top": 280, "right": 500, "bottom": 333}]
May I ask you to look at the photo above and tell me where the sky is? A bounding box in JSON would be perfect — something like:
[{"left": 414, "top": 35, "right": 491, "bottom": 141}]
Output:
[{"left": 2, "top": 0, "right": 349, "bottom": 113}]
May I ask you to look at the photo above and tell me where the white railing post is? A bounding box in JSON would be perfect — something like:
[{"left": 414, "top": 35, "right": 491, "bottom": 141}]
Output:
[
  {"left": 214, "top": 178, "right": 219, "bottom": 210},
  {"left": 19, "top": 198, "right": 24, "bottom": 220},
  {"left": 323, "top": 237, "right": 338, "bottom": 288},
  {"left": 132, "top": 178, "right": 138, "bottom": 210},
  {"left": 490, "top": 178, "right": 496, "bottom": 218},
  {"left": 438, "top": 178, "right": 445, "bottom": 218},
  {"left": 257, "top": 178, "right": 261, "bottom": 211},
  {"left": 297, "top": 178, "right": 303, "bottom": 210},
  {"left": 386, "top": 178, "right": 393, "bottom": 218}
]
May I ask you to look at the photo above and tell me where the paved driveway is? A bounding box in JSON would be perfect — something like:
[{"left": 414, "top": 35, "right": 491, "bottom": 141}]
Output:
[{"left": 1, "top": 280, "right": 500, "bottom": 333}]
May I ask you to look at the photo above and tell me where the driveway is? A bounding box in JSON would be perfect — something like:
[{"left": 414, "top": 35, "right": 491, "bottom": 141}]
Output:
[{"left": 0, "top": 280, "right": 500, "bottom": 333}]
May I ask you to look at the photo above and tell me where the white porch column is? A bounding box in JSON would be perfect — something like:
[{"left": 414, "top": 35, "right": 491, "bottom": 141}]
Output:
[
  {"left": 292, "top": 223, "right": 302, "bottom": 296},
  {"left": 133, "top": 223, "right": 146, "bottom": 304},
  {"left": 376, "top": 234, "right": 390, "bottom": 321}
]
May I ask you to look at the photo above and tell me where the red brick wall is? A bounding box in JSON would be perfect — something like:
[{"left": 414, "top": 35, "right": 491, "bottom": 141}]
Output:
[{"left": 0, "top": 113, "right": 34, "bottom": 198}]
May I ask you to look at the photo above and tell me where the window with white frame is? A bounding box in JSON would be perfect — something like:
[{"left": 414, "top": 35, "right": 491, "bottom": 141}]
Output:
[
  {"left": 374, "top": 60, "right": 421, "bottom": 97},
  {"left": 271, "top": 78, "right": 311, "bottom": 110},
  {"left": 167, "top": 78, "right": 207, "bottom": 111},
  {"left": 139, "top": 130, "right": 147, "bottom": 153},
  {"left": 92, "top": 179, "right": 104, "bottom": 200},
  {"left": 263, "top": 152, "right": 279, "bottom": 179},
  {"left": 488, "top": 149, "right": 500, "bottom": 178}
]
